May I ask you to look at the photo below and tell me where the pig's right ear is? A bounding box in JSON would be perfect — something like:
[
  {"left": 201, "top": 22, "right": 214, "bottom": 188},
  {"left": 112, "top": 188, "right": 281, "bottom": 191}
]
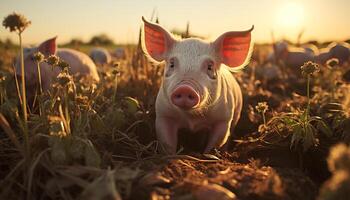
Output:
[
  {"left": 213, "top": 26, "right": 254, "bottom": 71},
  {"left": 38, "top": 37, "right": 57, "bottom": 56},
  {"left": 141, "top": 16, "right": 175, "bottom": 62}
]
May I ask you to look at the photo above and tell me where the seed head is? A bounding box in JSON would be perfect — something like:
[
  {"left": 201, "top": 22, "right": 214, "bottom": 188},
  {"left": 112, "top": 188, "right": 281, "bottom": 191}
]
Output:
[
  {"left": 301, "top": 61, "right": 320, "bottom": 76},
  {"left": 2, "top": 12, "right": 31, "bottom": 33},
  {"left": 255, "top": 102, "right": 268, "bottom": 113},
  {"left": 57, "top": 72, "right": 73, "bottom": 87},
  {"left": 32, "top": 52, "right": 45, "bottom": 63},
  {"left": 57, "top": 60, "right": 70, "bottom": 71},
  {"left": 326, "top": 58, "right": 339, "bottom": 69},
  {"left": 46, "top": 55, "right": 59, "bottom": 66}
]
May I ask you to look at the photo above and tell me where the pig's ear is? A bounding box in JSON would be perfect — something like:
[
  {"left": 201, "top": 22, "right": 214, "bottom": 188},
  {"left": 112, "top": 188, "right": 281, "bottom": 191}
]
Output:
[
  {"left": 141, "top": 16, "right": 175, "bottom": 62},
  {"left": 38, "top": 36, "right": 57, "bottom": 56},
  {"left": 213, "top": 26, "right": 254, "bottom": 71}
]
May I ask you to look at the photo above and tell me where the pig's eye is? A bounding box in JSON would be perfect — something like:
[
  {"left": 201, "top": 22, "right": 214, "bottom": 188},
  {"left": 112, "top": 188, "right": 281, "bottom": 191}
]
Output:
[
  {"left": 169, "top": 59, "right": 175, "bottom": 68},
  {"left": 207, "top": 63, "right": 213, "bottom": 71},
  {"left": 205, "top": 60, "right": 217, "bottom": 79},
  {"left": 166, "top": 57, "right": 177, "bottom": 77}
]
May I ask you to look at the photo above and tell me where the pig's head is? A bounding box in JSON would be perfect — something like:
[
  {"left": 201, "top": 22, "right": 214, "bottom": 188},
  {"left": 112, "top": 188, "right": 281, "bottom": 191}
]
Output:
[
  {"left": 14, "top": 37, "right": 57, "bottom": 87},
  {"left": 141, "top": 17, "right": 253, "bottom": 113}
]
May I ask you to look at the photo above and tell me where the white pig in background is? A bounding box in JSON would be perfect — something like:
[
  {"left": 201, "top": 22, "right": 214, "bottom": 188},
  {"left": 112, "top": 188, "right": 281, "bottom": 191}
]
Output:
[
  {"left": 114, "top": 47, "right": 126, "bottom": 59},
  {"left": 328, "top": 42, "right": 350, "bottom": 65},
  {"left": 14, "top": 37, "right": 100, "bottom": 94},
  {"left": 89, "top": 47, "right": 112, "bottom": 65},
  {"left": 315, "top": 43, "right": 350, "bottom": 65},
  {"left": 302, "top": 43, "right": 319, "bottom": 57},
  {"left": 141, "top": 17, "right": 254, "bottom": 154},
  {"left": 315, "top": 48, "right": 332, "bottom": 65},
  {"left": 268, "top": 41, "right": 314, "bottom": 69}
]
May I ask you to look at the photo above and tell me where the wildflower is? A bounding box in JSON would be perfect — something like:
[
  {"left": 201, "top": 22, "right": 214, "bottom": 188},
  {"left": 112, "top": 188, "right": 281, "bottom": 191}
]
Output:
[
  {"left": 2, "top": 12, "right": 31, "bottom": 33},
  {"left": 57, "top": 59, "right": 70, "bottom": 71},
  {"left": 57, "top": 72, "right": 73, "bottom": 87},
  {"left": 326, "top": 58, "right": 339, "bottom": 69},
  {"left": 32, "top": 51, "right": 45, "bottom": 63},
  {"left": 255, "top": 102, "right": 268, "bottom": 114},
  {"left": 111, "top": 61, "right": 120, "bottom": 76},
  {"left": 46, "top": 54, "right": 59, "bottom": 66},
  {"left": 301, "top": 61, "right": 320, "bottom": 76}
]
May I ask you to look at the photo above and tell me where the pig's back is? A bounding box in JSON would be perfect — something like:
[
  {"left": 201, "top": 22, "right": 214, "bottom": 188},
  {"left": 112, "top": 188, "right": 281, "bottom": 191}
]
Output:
[
  {"left": 285, "top": 52, "right": 314, "bottom": 68},
  {"left": 57, "top": 49, "right": 100, "bottom": 81}
]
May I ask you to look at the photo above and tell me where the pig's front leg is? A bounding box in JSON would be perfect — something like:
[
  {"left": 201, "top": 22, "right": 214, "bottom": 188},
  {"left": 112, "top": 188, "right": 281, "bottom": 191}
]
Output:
[
  {"left": 204, "top": 121, "right": 231, "bottom": 153},
  {"left": 155, "top": 117, "right": 179, "bottom": 154}
]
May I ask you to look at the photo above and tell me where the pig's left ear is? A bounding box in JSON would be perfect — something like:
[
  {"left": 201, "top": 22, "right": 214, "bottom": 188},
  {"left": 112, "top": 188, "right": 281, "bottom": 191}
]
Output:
[
  {"left": 38, "top": 36, "right": 57, "bottom": 56},
  {"left": 213, "top": 26, "right": 254, "bottom": 71},
  {"left": 141, "top": 16, "right": 176, "bottom": 63}
]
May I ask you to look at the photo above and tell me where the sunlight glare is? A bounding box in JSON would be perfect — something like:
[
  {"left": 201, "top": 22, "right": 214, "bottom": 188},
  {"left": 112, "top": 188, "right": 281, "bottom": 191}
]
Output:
[{"left": 276, "top": 2, "right": 304, "bottom": 29}]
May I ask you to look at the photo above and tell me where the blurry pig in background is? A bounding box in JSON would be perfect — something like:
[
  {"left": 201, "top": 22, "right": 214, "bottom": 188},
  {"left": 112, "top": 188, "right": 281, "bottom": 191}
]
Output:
[
  {"left": 141, "top": 17, "right": 254, "bottom": 154},
  {"left": 89, "top": 47, "right": 112, "bottom": 66},
  {"left": 268, "top": 41, "right": 314, "bottom": 70},
  {"left": 14, "top": 37, "right": 100, "bottom": 98}
]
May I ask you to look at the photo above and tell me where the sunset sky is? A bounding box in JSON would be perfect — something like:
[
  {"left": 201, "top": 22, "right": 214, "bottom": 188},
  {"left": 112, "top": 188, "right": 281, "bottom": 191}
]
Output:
[{"left": 0, "top": 0, "right": 349, "bottom": 45}]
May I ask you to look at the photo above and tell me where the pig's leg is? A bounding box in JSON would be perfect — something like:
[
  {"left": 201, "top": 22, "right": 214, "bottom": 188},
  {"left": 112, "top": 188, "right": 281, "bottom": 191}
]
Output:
[
  {"left": 156, "top": 117, "right": 179, "bottom": 154},
  {"left": 204, "top": 121, "right": 231, "bottom": 153}
]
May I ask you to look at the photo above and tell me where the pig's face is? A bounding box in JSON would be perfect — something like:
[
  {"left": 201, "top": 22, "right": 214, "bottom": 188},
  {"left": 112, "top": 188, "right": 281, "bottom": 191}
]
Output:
[
  {"left": 14, "top": 37, "right": 57, "bottom": 87},
  {"left": 162, "top": 39, "right": 220, "bottom": 112},
  {"left": 141, "top": 17, "right": 253, "bottom": 112}
]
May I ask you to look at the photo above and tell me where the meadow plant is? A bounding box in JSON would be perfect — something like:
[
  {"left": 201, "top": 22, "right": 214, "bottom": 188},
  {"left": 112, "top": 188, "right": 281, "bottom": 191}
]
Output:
[
  {"left": 3, "top": 12, "right": 31, "bottom": 158},
  {"left": 301, "top": 61, "right": 320, "bottom": 116},
  {"left": 32, "top": 52, "right": 45, "bottom": 114},
  {"left": 256, "top": 101, "right": 268, "bottom": 127}
]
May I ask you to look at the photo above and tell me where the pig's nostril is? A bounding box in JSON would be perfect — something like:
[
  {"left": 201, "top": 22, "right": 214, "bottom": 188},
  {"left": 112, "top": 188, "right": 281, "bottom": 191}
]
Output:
[
  {"left": 188, "top": 95, "right": 194, "bottom": 100},
  {"left": 175, "top": 94, "right": 181, "bottom": 98}
]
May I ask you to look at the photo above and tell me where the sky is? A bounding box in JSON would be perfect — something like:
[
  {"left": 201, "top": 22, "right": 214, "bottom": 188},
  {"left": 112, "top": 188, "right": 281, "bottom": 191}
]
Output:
[{"left": 0, "top": 0, "right": 349, "bottom": 45}]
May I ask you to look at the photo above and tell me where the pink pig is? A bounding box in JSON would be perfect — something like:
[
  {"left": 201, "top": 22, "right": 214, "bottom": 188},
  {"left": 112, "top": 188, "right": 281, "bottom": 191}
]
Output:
[
  {"left": 14, "top": 37, "right": 100, "bottom": 96},
  {"left": 141, "top": 17, "right": 254, "bottom": 154}
]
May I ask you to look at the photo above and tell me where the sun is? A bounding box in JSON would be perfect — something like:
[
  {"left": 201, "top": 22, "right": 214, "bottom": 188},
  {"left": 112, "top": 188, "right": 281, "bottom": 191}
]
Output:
[{"left": 276, "top": 2, "right": 304, "bottom": 29}]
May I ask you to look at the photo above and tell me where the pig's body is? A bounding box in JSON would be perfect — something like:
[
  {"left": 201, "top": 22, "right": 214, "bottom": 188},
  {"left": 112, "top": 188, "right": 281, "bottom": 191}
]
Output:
[
  {"left": 302, "top": 44, "right": 319, "bottom": 56},
  {"left": 269, "top": 41, "right": 314, "bottom": 69},
  {"left": 89, "top": 48, "right": 112, "bottom": 65},
  {"left": 156, "top": 66, "right": 242, "bottom": 133},
  {"left": 114, "top": 47, "right": 126, "bottom": 59},
  {"left": 329, "top": 42, "right": 350, "bottom": 65},
  {"left": 141, "top": 18, "right": 253, "bottom": 154},
  {"left": 315, "top": 48, "right": 331, "bottom": 65},
  {"left": 15, "top": 37, "right": 99, "bottom": 95},
  {"left": 283, "top": 51, "right": 314, "bottom": 69}
]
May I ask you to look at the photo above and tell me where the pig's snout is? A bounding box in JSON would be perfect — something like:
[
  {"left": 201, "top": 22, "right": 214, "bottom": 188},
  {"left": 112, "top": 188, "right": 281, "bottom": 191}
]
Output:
[{"left": 171, "top": 85, "right": 200, "bottom": 109}]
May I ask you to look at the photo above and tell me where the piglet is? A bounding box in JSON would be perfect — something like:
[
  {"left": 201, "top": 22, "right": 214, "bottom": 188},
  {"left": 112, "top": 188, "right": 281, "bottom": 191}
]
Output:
[
  {"left": 270, "top": 41, "right": 314, "bottom": 70},
  {"left": 14, "top": 37, "right": 100, "bottom": 96},
  {"left": 89, "top": 47, "right": 112, "bottom": 65},
  {"left": 328, "top": 42, "right": 350, "bottom": 65},
  {"left": 141, "top": 17, "right": 254, "bottom": 154}
]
